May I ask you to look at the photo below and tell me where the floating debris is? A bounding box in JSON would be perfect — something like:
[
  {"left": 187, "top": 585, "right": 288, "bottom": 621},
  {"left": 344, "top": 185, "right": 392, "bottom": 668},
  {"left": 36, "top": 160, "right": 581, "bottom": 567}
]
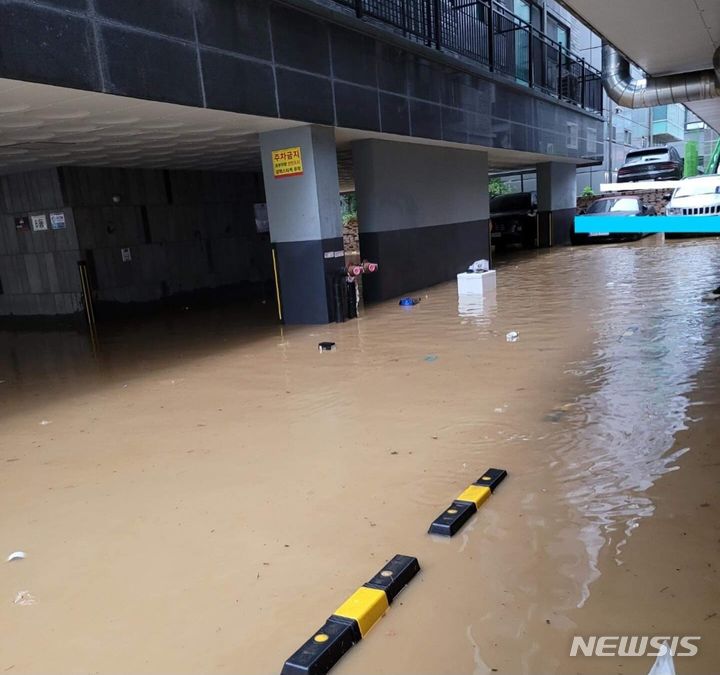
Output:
[{"left": 13, "top": 591, "right": 35, "bottom": 606}]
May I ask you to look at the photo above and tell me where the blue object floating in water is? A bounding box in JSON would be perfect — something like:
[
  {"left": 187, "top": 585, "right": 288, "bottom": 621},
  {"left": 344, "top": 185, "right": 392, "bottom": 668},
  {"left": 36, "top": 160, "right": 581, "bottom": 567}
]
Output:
[
  {"left": 424, "top": 355, "right": 438, "bottom": 362},
  {"left": 399, "top": 297, "right": 420, "bottom": 306}
]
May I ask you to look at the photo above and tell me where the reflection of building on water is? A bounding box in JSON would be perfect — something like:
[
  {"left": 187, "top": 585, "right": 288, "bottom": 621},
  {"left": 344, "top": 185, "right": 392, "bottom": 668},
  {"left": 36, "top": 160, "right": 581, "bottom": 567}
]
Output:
[
  {"left": 553, "top": 242, "right": 719, "bottom": 607},
  {"left": 458, "top": 293, "right": 498, "bottom": 326}
]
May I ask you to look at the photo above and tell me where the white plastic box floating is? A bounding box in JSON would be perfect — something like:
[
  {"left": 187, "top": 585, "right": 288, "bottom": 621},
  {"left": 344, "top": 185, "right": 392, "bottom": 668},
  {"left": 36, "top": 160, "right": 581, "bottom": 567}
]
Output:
[{"left": 457, "top": 270, "right": 496, "bottom": 295}]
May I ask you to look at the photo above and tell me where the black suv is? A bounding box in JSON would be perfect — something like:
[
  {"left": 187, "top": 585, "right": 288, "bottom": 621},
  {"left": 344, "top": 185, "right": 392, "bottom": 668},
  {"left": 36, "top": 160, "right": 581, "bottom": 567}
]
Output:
[
  {"left": 490, "top": 191, "right": 538, "bottom": 249},
  {"left": 617, "top": 146, "right": 683, "bottom": 183}
]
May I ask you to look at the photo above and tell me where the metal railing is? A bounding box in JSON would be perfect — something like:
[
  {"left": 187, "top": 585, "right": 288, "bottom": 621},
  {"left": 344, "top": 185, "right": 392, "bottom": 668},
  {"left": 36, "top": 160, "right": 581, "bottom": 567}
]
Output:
[{"left": 332, "top": 0, "right": 603, "bottom": 115}]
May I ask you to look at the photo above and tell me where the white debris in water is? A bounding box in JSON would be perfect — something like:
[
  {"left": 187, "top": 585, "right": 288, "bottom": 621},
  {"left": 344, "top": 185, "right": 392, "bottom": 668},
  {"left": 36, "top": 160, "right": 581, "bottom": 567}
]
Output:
[
  {"left": 494, "top": 408, "right": 505, "bottom": 413},
  {"left": 13, "top": 591, "right": 35, "bottom": 606},
  {"left": 648, "top": 641, "right": 676, "bottom": 675},
  {"left": 506, "top": 331, "right": 519, "bottom": 342},
  {"left": 6, "top": 551, "right": 26, "bottom": 562},
  {"left": 39, "top": 420, "right": 52, "bottom": 426}
]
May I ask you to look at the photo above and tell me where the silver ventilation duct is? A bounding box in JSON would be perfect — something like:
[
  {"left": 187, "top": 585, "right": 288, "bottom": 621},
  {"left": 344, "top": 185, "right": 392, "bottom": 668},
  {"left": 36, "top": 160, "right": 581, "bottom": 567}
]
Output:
[{"left": 602, "top": 43, "right": 720, "bottom": 108}]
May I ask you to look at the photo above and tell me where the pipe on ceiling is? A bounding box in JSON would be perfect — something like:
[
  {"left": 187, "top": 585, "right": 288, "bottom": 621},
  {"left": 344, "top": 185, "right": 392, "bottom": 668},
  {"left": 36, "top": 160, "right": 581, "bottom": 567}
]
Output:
[{"left": 602, "top": 43, "right": 720, "bottom": 108}]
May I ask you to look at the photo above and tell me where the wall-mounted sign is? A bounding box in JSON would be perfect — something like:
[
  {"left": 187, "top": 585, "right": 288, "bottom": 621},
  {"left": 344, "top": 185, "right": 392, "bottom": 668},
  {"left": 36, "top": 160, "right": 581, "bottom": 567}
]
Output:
[
  {"left": 49, "top": 212, "right": 66, "bottom": 230},
  {"left": 14, "top": 215, "right": 29, "bottom": 231},
  {"left": 31, "top": 214, "right": 48, "bottom": 231},
  {"left": 254, "top": 203, "right": 269, "bottom": 233},
  {"left": 121, "top": 247, "right": 132, "bottom": 262},
  {"left": 272, "top": 146, "right": 303, "bottom": 179}
]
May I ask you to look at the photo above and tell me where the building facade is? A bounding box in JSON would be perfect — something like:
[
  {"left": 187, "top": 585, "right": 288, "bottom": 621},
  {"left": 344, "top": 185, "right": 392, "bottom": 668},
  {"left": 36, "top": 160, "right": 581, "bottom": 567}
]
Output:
[
  {"left": 0, "top": 0, "right": 607, "bottom": 324},
  {"left": 496, "top": 0, "right": 719, "bottom": 196}
]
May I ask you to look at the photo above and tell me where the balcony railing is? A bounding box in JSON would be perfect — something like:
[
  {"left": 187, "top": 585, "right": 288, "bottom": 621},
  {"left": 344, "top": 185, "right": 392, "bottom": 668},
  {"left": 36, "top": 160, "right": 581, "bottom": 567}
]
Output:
[{"left": 332, "top": 0, "right": 603, "bottom": 115}]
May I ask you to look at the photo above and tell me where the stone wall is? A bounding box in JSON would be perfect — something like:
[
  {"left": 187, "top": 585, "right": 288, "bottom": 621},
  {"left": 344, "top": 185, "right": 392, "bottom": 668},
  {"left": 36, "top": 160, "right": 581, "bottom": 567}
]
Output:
[{"left": 578, "top": 189, "right": 672, "bottom": 215}]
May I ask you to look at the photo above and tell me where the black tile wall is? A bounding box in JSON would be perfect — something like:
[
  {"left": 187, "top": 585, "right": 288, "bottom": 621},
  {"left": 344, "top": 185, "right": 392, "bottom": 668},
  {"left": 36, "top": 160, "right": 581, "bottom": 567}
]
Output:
[
  {"left": 335, "top": 83, "right": 380, "bottom": 132},
  {"left": 38, "top": 0, "right": 88, "bottom": 9},
  {"left": 377, "top": 43, "right": 408, "bottom": 95},
  {"left": 410, "top": 100, "right": 442, "bottom": 140},
  {"left": 276, "top": 68, "right": 334, "bottom": 125},
  {"left": 95, "top": 0, "right": 195, "bottom": 40},
  {"left": 0, "top": 4, "right": 100, "bottom": 91},
  {"left": 196, "top": 0, "right": 271, "bottom": 60},
  {"left": 407, "top": 57, "right": 442, "bottom": 103},
  {"left": 101, "top": 26, "right": 202, "bottom": 106},
  {"left": 330, "top": 25, "right": 377, "bottom": 87},
  {"left": 379, "top": 93, "right": 410, "bottom": 136},
  {"left": 270, "top": 4, "right": 330, "bottom": 75},
  {"left": 0, "top": 0, "right": 604, "bottom": 163},
  {"left": 441, "top": 107, "right": 468, "bottom": 144},
  {"left": 201, "top": 51, "right": 277, "bottom": 117}
]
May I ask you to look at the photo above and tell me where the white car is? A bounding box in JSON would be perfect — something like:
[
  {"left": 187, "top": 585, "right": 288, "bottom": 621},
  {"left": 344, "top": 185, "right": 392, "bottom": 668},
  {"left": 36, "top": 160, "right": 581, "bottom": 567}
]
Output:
[{"left": 666, "top": 175, "right": 720, "bottom": 215}]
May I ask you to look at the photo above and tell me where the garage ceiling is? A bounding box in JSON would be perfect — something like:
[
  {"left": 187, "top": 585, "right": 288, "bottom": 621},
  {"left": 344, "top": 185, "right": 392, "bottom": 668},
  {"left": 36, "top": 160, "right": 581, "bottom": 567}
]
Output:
[
  {"left": 561, "top": 0, "right": 719, "bottom": 74},
  {"left": 560, "top": 0, "right": 720, "bottom": 131},
  {"left": 0, "top": 78, "right": 303, "bottom": 174},
  {"left": 0, "top": 77, "right": 589, "bottom": 190}
]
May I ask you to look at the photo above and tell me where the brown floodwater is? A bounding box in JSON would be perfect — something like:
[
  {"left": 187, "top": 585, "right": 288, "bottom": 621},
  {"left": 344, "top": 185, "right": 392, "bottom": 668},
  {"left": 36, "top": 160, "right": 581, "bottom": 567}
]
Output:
[{"left": 1, "top": 235, "right": 719, "bottom": 675}]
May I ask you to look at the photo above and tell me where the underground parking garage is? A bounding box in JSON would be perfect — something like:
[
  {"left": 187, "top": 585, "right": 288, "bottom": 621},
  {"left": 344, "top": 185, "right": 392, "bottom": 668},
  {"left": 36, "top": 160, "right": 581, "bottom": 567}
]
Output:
[{"left": 1, "top": 0, "right": 720, "bottom": 674}]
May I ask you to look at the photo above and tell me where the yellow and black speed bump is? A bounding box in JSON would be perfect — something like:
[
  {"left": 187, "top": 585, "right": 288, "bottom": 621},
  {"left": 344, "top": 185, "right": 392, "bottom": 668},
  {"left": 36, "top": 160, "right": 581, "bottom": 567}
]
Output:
[
  {"left": 428, "top": 468, "right": 507, "bottom": 537},
  {"left": 473, "top": 467, "right": 508, "bottom": 492},
  {"left": 281, "top": 554, "right": 420, "bottom": 675},
  {"left": 363, "top": 554, "right": 420, "bottom": 602}
]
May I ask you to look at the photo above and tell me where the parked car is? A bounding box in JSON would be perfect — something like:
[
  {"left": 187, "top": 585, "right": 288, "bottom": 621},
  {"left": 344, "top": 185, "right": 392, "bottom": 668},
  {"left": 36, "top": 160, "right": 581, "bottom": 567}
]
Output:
[
  {"left": 666, "top": 175, "right": 720, "bottom": 215},
  {"left": 617, "top": 146, "right": 683, "bottom": 183},
  {"left": 665, "top": 175, "right": 720, "bottom": 238},
  {"left": 490, "top": 191, "right": 537, "bottom": 249},
  {"left": 572, "top": 196, "right": 655, "bottom": 244}
]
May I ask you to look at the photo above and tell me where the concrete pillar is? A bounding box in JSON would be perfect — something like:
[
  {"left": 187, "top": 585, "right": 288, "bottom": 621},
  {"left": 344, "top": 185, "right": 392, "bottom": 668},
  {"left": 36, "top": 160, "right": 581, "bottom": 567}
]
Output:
[
  {"left": 352, "top": 140, "right": 489, "bottom": 302},
  {"left": 259, "top": 126, "right": 344, "bottom": 324},
  {"left": 536, "top": 162, "right": 577, "bottom": 247}
]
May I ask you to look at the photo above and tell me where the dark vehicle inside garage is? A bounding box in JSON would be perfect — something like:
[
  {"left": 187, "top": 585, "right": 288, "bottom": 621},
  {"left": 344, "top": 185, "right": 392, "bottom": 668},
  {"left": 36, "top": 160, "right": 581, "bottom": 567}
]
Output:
[{"left": 490, "top": 191, "right": 538, "bottom": 250}]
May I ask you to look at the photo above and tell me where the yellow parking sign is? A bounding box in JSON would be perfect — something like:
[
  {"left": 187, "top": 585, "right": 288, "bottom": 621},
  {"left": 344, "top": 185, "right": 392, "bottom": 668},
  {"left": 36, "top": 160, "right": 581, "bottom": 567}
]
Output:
[{"left": 272, "top": 146, "right": 303, "bottom": 178}]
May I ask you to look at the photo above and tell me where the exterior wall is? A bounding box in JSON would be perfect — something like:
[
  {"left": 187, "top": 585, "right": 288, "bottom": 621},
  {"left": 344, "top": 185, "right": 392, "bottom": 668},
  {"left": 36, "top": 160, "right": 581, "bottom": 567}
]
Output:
[
  {"left": 354, "top": 140, "right": 489, "bottom": 301},
  {"left": 578, "top": 188, "right": 672, "bottom": 215},
  {"left": 66, "top": 167, "right": 271, "bottom": 307},
  {"left": 0, "top": 169, "right": 82, "bottom": 317},
  {"left": 0, "top": 0, "right": 603, "bottom": 162}
]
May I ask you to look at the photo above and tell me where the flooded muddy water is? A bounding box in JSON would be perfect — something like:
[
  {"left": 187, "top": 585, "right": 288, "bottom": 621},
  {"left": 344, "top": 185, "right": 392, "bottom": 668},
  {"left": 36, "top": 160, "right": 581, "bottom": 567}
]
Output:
[{"left": 1, "top": 235, "right": 719, "bottom": 674}]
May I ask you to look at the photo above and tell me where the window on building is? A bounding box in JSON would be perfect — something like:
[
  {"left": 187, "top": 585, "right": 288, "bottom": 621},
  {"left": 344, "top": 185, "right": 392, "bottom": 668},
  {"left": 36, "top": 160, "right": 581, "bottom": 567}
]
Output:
[
  {"left": 587, "top": 128, "right": 598, "bottom": 154},
  {"left": 547, "top": 13, "right": 570, "bottom": 49},
  {"left": 567, "top": 122, "right": 579, "bottom": 149},
  {"left": 652, "top": 105, "right": 668, "bottom": 122},
  {"left": 624, "top": 129, "right": 632, "bottom": 146}
]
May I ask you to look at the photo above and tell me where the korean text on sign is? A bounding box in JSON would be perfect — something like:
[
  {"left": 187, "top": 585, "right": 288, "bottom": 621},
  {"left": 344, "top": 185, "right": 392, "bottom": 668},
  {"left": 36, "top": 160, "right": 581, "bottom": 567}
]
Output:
[{"left": 272, "top": 147, "right": 303, "bottom": 178}]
